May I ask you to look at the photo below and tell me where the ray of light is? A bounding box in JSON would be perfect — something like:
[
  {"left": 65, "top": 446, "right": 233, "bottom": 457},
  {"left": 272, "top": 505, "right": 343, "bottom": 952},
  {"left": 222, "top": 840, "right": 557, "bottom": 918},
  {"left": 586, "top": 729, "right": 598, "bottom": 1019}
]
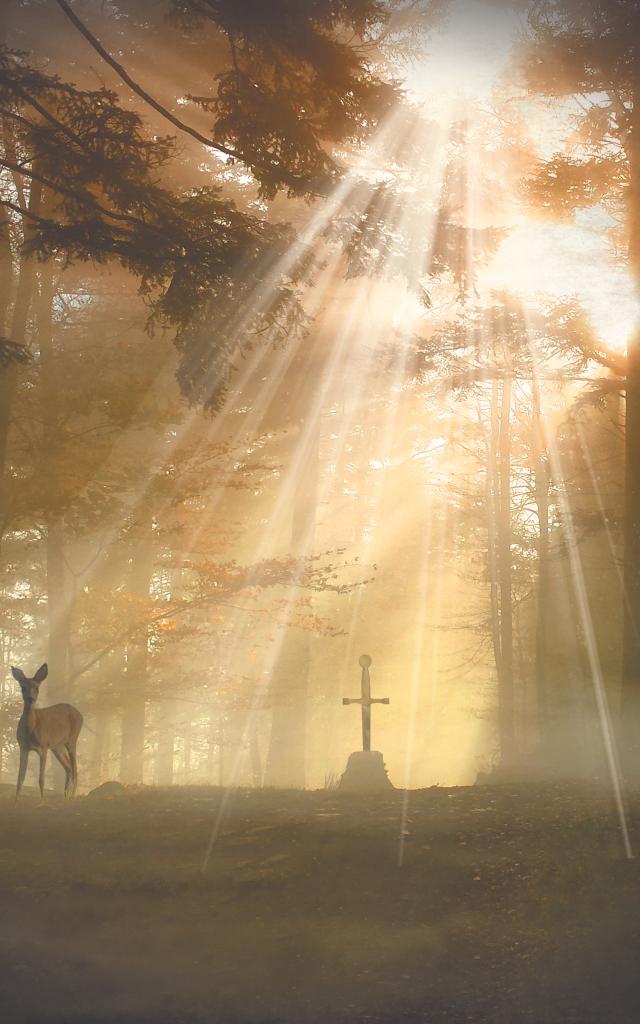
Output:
[
  {"left": 398, "top": 111, "right": 487, "bottom": 804},
  {"left": 55, "top": 106, "right": 416, "bottom": 701},
  {"left": 201, "top": 110, "right": 458, "bottom": 864},
  {"left": 319, "top": 128, "right": 454, "bottom": 776},
  {"left": 101, "top": 106, "right": 412, "bottom": 570}
]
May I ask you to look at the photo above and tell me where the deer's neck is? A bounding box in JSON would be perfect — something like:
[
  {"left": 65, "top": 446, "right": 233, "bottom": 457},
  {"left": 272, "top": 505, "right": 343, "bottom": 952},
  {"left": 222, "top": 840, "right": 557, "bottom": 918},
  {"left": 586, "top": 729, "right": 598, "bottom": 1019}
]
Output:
[{"left": 20, "top": 703, "right": 39, "bottom": 735}]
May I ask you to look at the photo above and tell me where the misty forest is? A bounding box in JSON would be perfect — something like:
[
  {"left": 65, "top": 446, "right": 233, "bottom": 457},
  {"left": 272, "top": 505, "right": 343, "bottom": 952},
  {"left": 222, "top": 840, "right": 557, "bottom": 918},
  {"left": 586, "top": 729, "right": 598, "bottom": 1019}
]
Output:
[{"left": 2, "top": 1, "right": 640, "bottom": 1022}]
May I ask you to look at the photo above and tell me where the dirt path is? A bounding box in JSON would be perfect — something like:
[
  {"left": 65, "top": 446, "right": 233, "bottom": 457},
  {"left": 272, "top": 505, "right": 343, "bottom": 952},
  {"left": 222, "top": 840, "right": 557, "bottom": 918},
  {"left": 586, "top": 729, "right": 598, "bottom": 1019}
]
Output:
[{"left": 0, "top": 782, "right": 638, "bottom": 1023}]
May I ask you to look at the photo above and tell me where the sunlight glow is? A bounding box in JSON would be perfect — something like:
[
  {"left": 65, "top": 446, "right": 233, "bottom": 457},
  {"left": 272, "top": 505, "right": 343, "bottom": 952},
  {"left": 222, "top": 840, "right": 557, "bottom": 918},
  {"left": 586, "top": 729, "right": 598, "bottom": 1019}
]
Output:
[
  {"left": 406, "top": 0, "right": 520, "bottom": 104},
  {"left": 485, "top": 222, "right": 640, "bottom": 351}
]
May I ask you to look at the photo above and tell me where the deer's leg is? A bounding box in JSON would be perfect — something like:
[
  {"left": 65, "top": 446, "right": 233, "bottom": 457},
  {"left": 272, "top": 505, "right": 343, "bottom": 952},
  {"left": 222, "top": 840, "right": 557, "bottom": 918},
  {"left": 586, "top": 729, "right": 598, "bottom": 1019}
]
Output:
[
  {"left": 52, "top": 747, "right": 72, "bottom": 796},
  {"left": 16, "top": 747, "right": 28, "bottom": 800},
  {"left": 38, "top": 747, "right": 48, "bottom": 801},
  {"left": 66, "top": 742, "right": 78, "bottom": 797}
]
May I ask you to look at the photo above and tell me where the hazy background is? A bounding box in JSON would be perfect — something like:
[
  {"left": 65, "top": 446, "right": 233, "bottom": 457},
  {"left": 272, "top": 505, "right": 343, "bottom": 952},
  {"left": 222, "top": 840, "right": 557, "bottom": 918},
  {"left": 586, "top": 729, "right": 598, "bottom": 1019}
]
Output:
[{"left": 1, "top": 0, "right": 637, "bottom": 791}]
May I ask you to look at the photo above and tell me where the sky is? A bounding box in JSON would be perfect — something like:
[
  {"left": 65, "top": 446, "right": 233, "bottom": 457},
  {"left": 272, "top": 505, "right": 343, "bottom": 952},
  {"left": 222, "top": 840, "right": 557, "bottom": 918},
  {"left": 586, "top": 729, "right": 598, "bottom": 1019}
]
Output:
[{"left": 407, "top": 0, "right": 522, "bottom": 102}]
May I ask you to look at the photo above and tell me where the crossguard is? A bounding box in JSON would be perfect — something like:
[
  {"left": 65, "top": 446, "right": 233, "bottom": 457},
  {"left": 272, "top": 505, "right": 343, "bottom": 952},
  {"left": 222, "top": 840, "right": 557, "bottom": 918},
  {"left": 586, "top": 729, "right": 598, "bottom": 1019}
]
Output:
[{"left": 342, "top": 697, "right": 390, "bottom": 705}]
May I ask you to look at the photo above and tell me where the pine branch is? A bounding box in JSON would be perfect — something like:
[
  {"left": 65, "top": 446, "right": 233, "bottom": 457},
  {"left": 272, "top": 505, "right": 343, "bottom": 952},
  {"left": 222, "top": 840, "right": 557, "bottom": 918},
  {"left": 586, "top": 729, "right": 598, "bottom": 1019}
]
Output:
[
  {"left": 0, "top": 156, "right": 162, "bottom": 235},
  {"left": 53, "top": 0, "right": 323, "bottom": 197},
  {"left": 53, "top": 0, "right": 238, "bottom": 159}
]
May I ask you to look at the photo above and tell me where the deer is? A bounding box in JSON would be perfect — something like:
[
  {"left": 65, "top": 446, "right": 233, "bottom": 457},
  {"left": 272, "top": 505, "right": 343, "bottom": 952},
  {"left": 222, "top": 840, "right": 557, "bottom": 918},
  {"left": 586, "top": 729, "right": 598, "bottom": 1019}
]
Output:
[{"left": 12, "top": 663, "right": 83, "bottom": 800}]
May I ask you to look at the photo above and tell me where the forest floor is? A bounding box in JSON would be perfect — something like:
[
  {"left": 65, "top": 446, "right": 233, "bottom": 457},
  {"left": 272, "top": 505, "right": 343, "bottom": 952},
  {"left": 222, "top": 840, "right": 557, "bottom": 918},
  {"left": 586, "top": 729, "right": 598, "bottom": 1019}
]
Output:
[{"left": 0, "top": 781, "right": 639, "bottom": 1024}]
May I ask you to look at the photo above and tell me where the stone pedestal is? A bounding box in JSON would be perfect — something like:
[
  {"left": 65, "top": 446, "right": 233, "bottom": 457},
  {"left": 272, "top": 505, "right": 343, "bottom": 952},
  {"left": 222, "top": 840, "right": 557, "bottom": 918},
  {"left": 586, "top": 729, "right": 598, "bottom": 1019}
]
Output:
[{"left": 338, "top": 750, "right": 394, "bottom": 792}]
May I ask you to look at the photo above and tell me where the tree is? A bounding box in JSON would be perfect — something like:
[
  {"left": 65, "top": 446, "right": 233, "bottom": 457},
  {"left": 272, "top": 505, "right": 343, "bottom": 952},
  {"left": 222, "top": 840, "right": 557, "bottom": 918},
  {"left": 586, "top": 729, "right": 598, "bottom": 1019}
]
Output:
[
  {"left": 417, "top": 296, "right": 548, "bottom": 759},
  {"left": 0, "top": 0, "right": 416, "bottom": 785},
  {"left": 520, "top": 0, "right": 640, "bottom": 771}
]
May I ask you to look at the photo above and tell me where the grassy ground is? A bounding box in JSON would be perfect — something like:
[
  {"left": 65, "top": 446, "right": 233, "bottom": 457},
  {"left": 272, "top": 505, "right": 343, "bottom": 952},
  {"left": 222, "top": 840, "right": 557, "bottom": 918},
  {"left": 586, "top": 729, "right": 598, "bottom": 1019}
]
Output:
[{"left": 0, "top": 781, "right": 639, "bottom": 1024}]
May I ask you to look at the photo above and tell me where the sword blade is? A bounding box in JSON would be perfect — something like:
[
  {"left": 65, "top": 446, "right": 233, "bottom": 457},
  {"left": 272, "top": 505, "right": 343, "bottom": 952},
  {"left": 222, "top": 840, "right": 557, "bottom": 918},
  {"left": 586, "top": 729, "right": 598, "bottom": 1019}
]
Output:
[{"left": 362, "top": 703, "right": 371, "bottom": 752}]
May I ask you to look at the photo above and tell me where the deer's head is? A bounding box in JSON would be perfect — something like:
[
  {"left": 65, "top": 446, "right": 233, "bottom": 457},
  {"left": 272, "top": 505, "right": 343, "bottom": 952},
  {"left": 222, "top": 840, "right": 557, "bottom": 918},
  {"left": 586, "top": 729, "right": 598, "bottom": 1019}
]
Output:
[{"left": 12, "top": 664, "right": 48, "bottom": 705}]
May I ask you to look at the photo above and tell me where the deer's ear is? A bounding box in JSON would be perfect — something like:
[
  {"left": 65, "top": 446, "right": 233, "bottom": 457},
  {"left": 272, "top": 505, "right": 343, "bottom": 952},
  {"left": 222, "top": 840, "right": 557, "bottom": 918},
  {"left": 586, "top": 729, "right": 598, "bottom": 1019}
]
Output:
[
  {"left": 34, "top": 663, "right": 48, "bottom": 683},
  {"left": 11, "top": 666, "right": 26, "bottom": 683}
]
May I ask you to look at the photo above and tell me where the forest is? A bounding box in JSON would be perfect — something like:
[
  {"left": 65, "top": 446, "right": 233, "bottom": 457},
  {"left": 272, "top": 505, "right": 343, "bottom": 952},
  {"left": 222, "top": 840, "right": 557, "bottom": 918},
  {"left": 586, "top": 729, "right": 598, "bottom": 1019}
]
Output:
[{"left": 1, "top": 2, "right": 640, "bottom": 1023}]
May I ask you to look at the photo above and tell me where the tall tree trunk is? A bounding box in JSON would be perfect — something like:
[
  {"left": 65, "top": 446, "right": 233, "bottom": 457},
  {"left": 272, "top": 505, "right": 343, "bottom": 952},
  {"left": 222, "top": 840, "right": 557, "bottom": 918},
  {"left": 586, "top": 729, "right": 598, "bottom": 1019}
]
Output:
[
  {"left": 119, "top": 522, "right": 154, "bottom": 785},
  {"left": 89, "top": 709, "right": 112, "bottom": 787},
  {"left": 0, "top": 180, "right": 41, "bottom": 541},
  {"left": 39, "top": 256, "right": 71, "bottom": 698},
  {"left": 486, "top": 376, "right": 515, "bottom": 766},
  {"left": 0, "top": 153, "right": 13, "bottom": 774},
  {"left": 206, "top": 707, "right": 225, "bottom": 785},
  {"left": 487, "top": 383, "right": 502, "bottom": 687},
  {"left": 263, "top": 422, "right": 320, "bottom": 788},
  {"left": 531, "top": 375, "right": 550, "bottom": 739},
  {"left": 0, "top": 201, "right": 12, "bottom": 334},
  {"left": 0, "top": 9, "right": 14, "bottom": 335},
  {"left": 497, "top": 373, "right": 515, "bottom": 766},
  {"left": 207, "top": 706, "right": 217, "bottom": 782},
  {"left": 183, "top": 717, "right": 192, "bottom": 782},
  {"left": 154, "top": 564, "right": 187, "bottom": 786},
  {"left": 249, "top": 722, "right": 262, "bottom": 788},
  {"left": 217, "top": 716, "right": 225, "bottom": 787},
  {"left": 622, "top": 98, "right": 640, "bottom": 771},
  {"left": 38, "top": 253, "right": 73, "bottom": 790},
  {"left": 46, "top": 525, "right": 70, "bottom": 692},
  {"left": 155, "top": 706, "right": 175, "bottom": 786},
  {"left": 88, "top": 543, "right": 127, "bottom": 782}
]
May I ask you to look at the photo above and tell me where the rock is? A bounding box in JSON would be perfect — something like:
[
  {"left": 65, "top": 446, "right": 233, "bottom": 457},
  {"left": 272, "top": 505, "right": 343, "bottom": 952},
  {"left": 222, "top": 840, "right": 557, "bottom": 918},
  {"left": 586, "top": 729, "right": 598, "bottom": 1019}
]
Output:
[
  {"left": 88, "top": 781, "right": 125, "bottom": 798},
  {"left": 338, "top": 750, "right": 394, "bottom": 792}
]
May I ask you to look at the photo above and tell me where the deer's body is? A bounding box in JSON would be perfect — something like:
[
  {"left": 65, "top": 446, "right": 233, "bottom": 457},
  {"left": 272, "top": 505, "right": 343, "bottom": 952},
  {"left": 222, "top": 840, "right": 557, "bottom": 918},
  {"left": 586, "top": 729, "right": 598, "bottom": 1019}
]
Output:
[{"left": 13, "top": 664, "right": 83, "bottom": 799}]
